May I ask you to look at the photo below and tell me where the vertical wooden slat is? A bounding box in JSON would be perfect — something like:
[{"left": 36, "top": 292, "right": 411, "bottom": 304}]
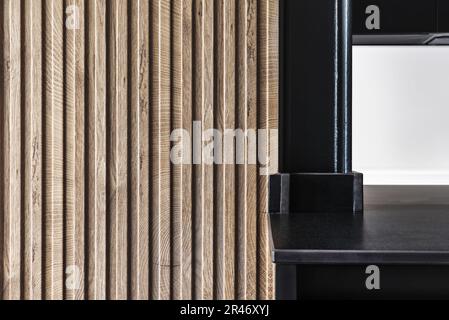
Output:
[
  {"left": 43, "top": 0, "right": 64, "bottom": 300},
  {"left": 223, "top": 0, "right": 237, "bottom": 300},
  {"left": 160, "top": 0, "right": 172, "bottom": 300},
  {"left": 181, "top": 0, "right": 193, "bottom": 300},
  {"left": 260, "top": 0, "right": 278, "bottom": 300},
  {"left": 203, "top": 0, "right": 215, "bottom": 301},
  {"left": 137, "top": 0, "right": 151, "bottom": 299},
  {"left": 23, "top": 0, "right": 43, "bottom": 300},
  {"left": 192, "top": 0, "right": 202, "bottom": 300},
  {"left": 214, "top": 0, "right": 225, "bottom": 300},
  {"left": 130, "top": 0, "right": 150, "bottom": 300},
  {"left": 257, "top": 0, "right": 269, "bottom": 300},
  {"left": 107, "top": 0, "right": 128, "bottom": 300},
  {"left": 150, "top": 0, "right": 171, "bottom": 300},
  {"left": 150, "top": 0, "right": 160, "bottom": 300},
  {"left": 171, "top": 0, "right": 182, "bottom": 300},
  {"left": 267, "top": 0, "right": 278, "bottom": 299},
  {"left": 64, "top": 0, "right": 85, "bottom": 300},
  {"left": 236, "top": 0, "right": 245, "bottom": 300},
  {"left": 74, "top": 0, "right": 86, "bottom": 300},
  {"left": 86, "top": 0, "right": 107, "bottom": 300},
  {"left": 130, "top": 0, "right": 150, "bottom": 299},
  {"left": 64, "top": 0, "right": 76, "bottom": 301},
  {"left": 215, "top": 0, "right": 236, "bottom": 300},
  {"left": 2, "top": 0, "right": 22, "bottom": 301},
  {"left": 237, "top": 0, "right": 258, "bottom": 300},
  {"left": 268, "top": 0, "right": 279, "bottom": 182},
  {"left": 246, "top": 0, "right": 258, "bottom": 300}
]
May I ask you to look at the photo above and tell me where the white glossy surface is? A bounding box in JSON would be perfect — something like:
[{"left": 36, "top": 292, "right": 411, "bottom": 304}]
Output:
[{"left": 353, "top": 46, "right": 449, "bottom": 185}]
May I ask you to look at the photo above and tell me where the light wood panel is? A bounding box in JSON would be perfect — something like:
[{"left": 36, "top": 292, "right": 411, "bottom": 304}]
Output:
[
  {"left": 215, "top": 0, "right": 236, "bottom": 300},
  {"left": 129, "top": 0, "right": 151, "bottom": 301},
  {"left": 86, "top": 0, "right": 107, "bottom": 300},
  {"left": 179, "top": 0, "right": 193, "bottom": 300},
  {"left": 23, "top": 0, "right": 43, "bottom": 301},
  {"left": 258, "top": 0, "right": 278, "bottom": 300},
  {"left": 65, "top": 0, "right": 85, "bottom": 300},
  {"left": 2, "top": 0, "right": 22, "bottom": 301},
  {"left": 108, "top": 0, "right": 129, "bottom": 300},
  {"left": 236, "top": 0, "right": 258, "bottom": 300},
  {"left": 43, "top": 0, "right": 65, "bottom": 300},
  {"left": 0, "top": 0, "right": 278, "bottom": 300}
]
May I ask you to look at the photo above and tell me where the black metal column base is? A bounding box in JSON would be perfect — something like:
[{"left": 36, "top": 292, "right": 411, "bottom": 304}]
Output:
[{"left": 269, "top": 172, "right": 364, "bottom": 214}]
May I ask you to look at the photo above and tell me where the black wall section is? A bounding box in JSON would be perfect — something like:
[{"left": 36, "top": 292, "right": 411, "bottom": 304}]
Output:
[
  {"left": 440, "top": 0, "right": 449, "bottom": 32},
  {"left": 353, "top": 0, "right": 449, "bottom": 44},
  {"left": 353, "top": 0, "right": 437, "bottom": 34}
]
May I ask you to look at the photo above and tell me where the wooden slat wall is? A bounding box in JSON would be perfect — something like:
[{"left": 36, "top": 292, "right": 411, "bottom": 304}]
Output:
[{"left": 0, "top": 0, "right": 278, "bottom": 300}]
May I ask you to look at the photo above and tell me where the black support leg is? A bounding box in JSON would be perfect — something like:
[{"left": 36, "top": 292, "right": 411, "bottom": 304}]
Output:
[{"left": 275, "top": 265, "right": 297, "bottom": 300}]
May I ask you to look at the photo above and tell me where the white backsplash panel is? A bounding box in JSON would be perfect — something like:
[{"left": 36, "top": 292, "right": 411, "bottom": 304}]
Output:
[{"left": 353, "top": 46, "right": 449, "bottom": 185}]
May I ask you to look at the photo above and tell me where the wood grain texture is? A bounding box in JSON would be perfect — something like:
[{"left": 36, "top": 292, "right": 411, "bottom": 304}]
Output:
[
  {"left": 159, "top": 0, "right": 172, "bottom": 300},
  {"left": 180, "top": 0, "right": 193, "bottom": 300},
  {"left": 23, "top": 0, "right": 43, "bottom": 301},
  {"left": 201, "top": 0, "right": 215, "bottom": 300},
  {"left": 64, "top": 0, "right": 86, "bottom": 300},
  {"left": 237, "top": 0, "right": 258, "bottom": 300},
  {"left": 43, "top": 0, "right": 65, "bottom": 300},
  {"left": 2, "top": 0, "right": 22, "bottom": 301},
  {"left": 129, "top": 0, "right": 150, "bottom": 301},
  {"left": 0, "top": 0, "right": 278, "bottom": 300},
  {"left": 86, "top": 0, "right": 107, "bottom": 300},
  {"left": 171, "top": 0, "right": 183, "bottom": 300},
  {"left": 215, "top": 0, "right": 236, "bottom": 300},
  {"left": 257, "top": 0, "right": 278, "bottom": 300},
  {"left": 107, "top": 0, "right": 128, "bottom": 300}
]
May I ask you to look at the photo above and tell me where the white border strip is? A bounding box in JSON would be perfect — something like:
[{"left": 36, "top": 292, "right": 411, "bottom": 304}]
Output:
[{"left": 361, "top": 170, "right": 449, "bottom": 186}]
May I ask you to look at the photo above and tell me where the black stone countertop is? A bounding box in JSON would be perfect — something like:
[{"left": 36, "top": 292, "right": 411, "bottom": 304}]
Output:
[{"left": 270, "top": 186, "right": 449, "bottom": 265}]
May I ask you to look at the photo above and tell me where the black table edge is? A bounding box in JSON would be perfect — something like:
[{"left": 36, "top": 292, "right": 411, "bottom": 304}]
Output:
[{"left": 272, "top": 249, "right": 449, "bottom": 265}]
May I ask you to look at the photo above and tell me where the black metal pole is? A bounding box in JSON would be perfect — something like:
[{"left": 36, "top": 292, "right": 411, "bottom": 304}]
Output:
[{"left": 279, "top": 0, "right": 352, "bottom": 174}]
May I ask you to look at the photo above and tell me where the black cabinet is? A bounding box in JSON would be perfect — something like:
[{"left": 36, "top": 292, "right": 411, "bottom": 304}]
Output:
[
  {"left": 270, "top": 191, "right": 449, "bottom": 299},
  {"left": 283, "top": 265, "right": 449, "bottom": 300}
]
